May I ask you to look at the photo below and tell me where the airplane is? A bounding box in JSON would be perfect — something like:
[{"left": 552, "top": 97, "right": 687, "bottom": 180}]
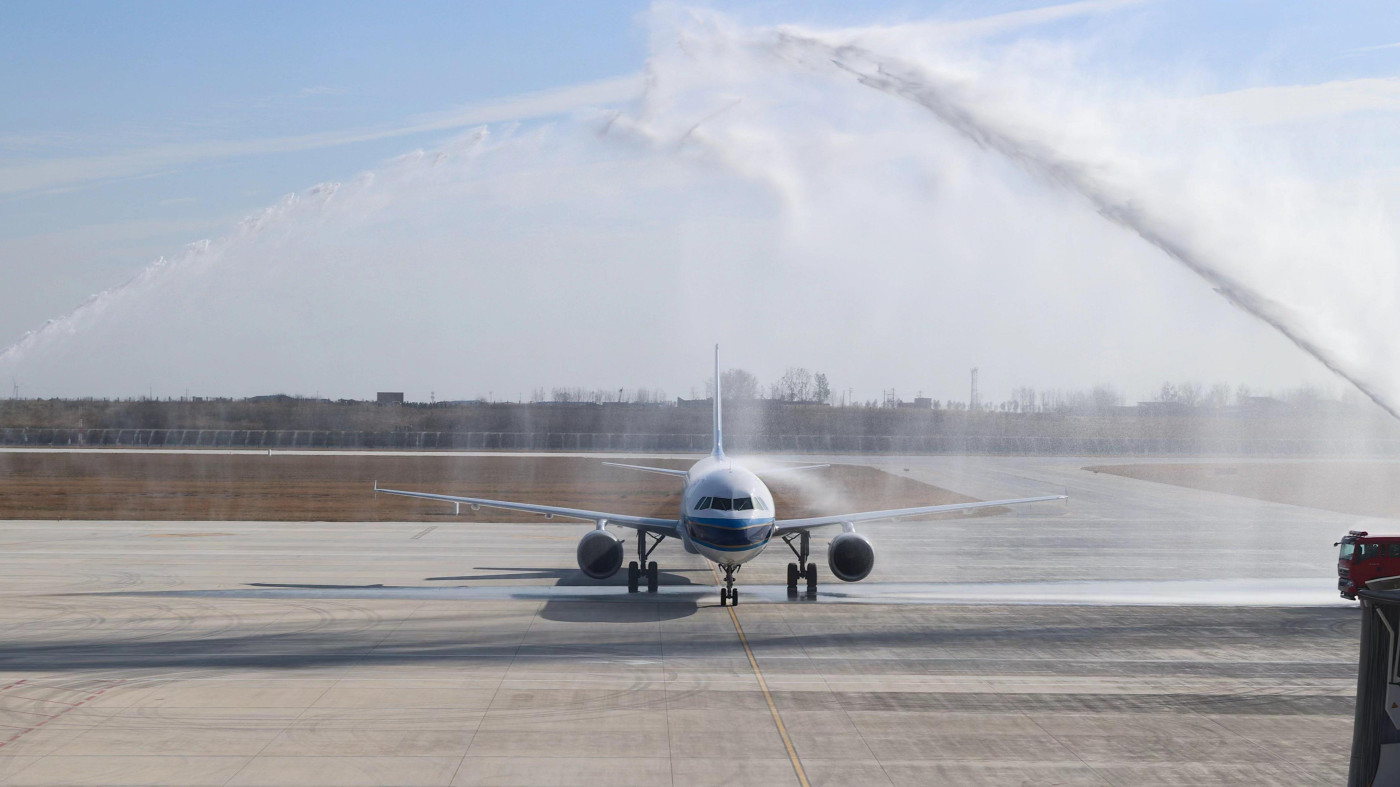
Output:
[{"left": 374, "top": 347, "right": 1066, "bottom": 606}]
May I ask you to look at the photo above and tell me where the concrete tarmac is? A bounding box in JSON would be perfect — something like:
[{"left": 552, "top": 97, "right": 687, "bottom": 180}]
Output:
[{"left": 0, "top": 455, "right": 1367, "bottom": 785}]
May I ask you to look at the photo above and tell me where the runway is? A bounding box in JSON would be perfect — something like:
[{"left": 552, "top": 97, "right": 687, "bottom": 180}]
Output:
[
  {"left": 114, "top": 578, "right": 1346, "bottom": 607},
  {"left": 0, "top": 455, "right": 1367, "bottom": 785}
]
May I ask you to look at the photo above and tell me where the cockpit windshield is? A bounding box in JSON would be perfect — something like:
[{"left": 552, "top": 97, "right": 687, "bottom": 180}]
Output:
[
  {"left": 1340, "top": 542, "right": 1356, "bottom": 560},
  {"left": 695, "top": 495, "right": 767, "bottom": 512}
]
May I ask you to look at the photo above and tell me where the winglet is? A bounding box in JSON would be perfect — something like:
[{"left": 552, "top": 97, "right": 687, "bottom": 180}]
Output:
[{"left": 713, "top": 344, "right": 724, "bottom": 458}]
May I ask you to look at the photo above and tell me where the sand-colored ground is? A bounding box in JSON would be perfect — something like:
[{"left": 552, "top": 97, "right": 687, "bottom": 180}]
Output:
[
  {"left": 0, "top": 452, "right": 989, "bottom": 522},
  {"left": 1088, "top": 461, "right": 1400, "bottom": 520}
]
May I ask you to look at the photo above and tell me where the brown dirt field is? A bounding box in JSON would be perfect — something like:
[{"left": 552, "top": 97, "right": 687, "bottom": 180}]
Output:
[
  {"left": 1087, "top": 461, "right": 1400, "bottom": 519},
  {"left": 0, "top": 453, "right": 993, "bottom": 522}
]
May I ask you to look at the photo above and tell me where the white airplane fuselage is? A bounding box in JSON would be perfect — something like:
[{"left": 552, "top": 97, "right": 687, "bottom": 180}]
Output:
[
  {"left": 679, "top": 455, "right": 775, "bottom": 567},
  {"left": 373, "top": 345, "right": 1067, "bottom": 605}
]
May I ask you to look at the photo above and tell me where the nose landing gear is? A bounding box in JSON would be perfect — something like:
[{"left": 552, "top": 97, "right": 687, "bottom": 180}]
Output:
[
  {"left": 782, "top": 531, "right": 818, "bottom": 596},
  {"left": 718, "top": 564, "right": 740, "bottom": 606}
]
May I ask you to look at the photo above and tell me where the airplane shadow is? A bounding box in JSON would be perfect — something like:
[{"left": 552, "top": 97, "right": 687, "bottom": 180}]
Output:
[
  {"left": 428, "top": 567, "right": 702, "bottom": 587},
  {"left": 429, "top": 566, "right": 703, "bottom": 621},
  {"left": 249, "top": 582, "right": 388, "bottom": 590}
]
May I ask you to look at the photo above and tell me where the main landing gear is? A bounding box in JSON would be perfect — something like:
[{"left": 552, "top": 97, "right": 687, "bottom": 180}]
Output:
[
  {"left": 718, "top": 563, "right": 740, "bottom": 607},
  {"left": 782, "top": 531, "right": 818, "bottom": 596},
  {"left": 627, "top": 532, "right": 664, "bottom": 593}
]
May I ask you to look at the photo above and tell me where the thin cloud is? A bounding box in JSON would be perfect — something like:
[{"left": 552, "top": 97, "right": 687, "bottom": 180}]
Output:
[
  {"left": 934, "top": 0, "right": 1152, "bottom": 38},
  {"left": 1343, "top": 41, "right": 1400, "bottom": 56},
  {"left": 799, "top": 0, "right": 1152, "bottom": 42},
  {"left": 0, "top": 74, "right": 642, "bottom": 197},
  {"left": 1195, "top": 77, "right": 1400, "bottom": 125}
]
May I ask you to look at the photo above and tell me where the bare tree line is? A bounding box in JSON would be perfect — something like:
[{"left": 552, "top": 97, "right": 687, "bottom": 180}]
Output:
[
  {"left": 530, "top": 387, "right": 669, "bottom": 404},
  {"left": 704, "top": 367, "right": 832, "bottom": 404},
  {"left": 1152, "top": 381, "right": 1348, "bottom": 411}
]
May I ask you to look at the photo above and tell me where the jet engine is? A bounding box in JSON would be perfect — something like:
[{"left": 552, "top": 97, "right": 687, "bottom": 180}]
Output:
[
  {"left": 827, "top": 532, "right": 875, "bottom": 582},
  {"left": 576, "top": 530, "right": 624, "bottom": 579}
]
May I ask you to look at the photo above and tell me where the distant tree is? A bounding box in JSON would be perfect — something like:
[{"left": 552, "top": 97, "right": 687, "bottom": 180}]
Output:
[
  {"left": 1234, "top": 384, "right": 1253, "bottom": 406},
  {"left": 1012, "top": 387, "right": 1037, "bottom": 413},
  {"left": 1156, "top": 382, "right": 1178, "bottom": 403},
  {"left": 1177, "top": 382, "right": 1202, "bottom": 408},
  {"left": 813, "top": 373, "right": 831, "bottom": 404},
  {"left": 707, "top": 369, "right": 759, "bottom": 400},
  {"left": 777, "top": 367, "right": 814, "bottom": 402},
  {"left": 1207, "top": 383, "right": 1231, "bottom": 409},
  {"left": 1090, "top": 384, "right": 1123, "bottom": 412},
  {"left": 721, "top": 369, "right": 760, "bottom": 400}
]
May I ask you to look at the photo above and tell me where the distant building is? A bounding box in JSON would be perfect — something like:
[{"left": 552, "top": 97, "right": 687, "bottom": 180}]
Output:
[
  {"left": 1238, "top": 396, "right": 1290, "bottom": 416},
  {"left": 1136, "top": 401, "right": 1192, "bottom": 416},
  {"left": 376, "top": 392, "right": 405, "bottom": 406}
]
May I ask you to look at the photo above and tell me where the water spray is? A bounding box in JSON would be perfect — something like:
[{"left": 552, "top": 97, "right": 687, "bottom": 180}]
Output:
[{"left": 766, "top": 31, "right": 1400, "bottom": 420}]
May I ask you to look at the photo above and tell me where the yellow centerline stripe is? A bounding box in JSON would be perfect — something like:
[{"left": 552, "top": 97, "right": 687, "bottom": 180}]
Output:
[{"left": 712, "top": 564, "right": 811, "bottom": 787}]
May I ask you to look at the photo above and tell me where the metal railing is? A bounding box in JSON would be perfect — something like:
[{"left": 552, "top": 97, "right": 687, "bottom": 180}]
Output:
[{"left": 2, "top": 427, "right": 1398, "bottom": 456}]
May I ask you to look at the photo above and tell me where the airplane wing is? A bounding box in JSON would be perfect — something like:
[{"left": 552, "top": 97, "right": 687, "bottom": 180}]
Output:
[
  {"left": 601, "top": 462, "right": 689, "bottom": 478},
  {"left": 373, "top": 484, "right": 680, "bottom": 535},
  {"left": 753, "top": 463, "right": 830, "bottom": 475},
  {"left": 774, "top": 494, "right": 1066, "bottom": 533}
]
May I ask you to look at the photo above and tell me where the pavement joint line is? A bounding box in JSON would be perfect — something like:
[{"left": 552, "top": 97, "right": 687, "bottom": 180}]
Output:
[
  {"left": 711, "top": 563, "right": 810, "bottom": 787},
  {"left": 451, "top": 598, "right": 537, "bottom": 785}
]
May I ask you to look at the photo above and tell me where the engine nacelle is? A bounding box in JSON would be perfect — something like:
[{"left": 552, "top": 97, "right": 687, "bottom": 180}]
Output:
[
  {"left": 827, "top": 532, "right": 875, "bottom": 582},
  {"left": 576, "top": 530, "right": 624, "bottom": 579}
]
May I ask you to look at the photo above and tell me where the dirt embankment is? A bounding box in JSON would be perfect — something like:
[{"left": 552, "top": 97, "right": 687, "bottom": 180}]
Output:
[
  {"left": 0, "top": 453, "right": 989, "bottom": 522},
  {"left": 1087, "top": 461, "right": 1400, "bottom": 519}
]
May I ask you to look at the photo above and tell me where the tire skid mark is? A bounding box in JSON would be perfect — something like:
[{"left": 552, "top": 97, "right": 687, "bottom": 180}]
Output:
[{"left": 0, "top": 678, "right": 125, "bottom": 749}]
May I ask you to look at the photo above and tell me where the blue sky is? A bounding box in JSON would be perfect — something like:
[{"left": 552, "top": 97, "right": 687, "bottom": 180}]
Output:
[{"left": 4, "top": 1, "right": 1400, "bottom": 402}]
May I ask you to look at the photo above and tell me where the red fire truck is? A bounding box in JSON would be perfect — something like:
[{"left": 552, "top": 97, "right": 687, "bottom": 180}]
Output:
[{"left": 1337, "top": 530, "right": 1400, "bottom": 599}]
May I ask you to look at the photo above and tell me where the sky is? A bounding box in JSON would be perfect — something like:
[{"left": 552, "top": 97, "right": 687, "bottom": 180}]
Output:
[{"left": 4, "top": 1, "right": 1400, "bottom": 406}]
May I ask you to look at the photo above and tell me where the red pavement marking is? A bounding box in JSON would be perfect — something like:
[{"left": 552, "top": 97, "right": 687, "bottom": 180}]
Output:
[{"left": 0, "top": 680, "right": 125, "bottom": 749}]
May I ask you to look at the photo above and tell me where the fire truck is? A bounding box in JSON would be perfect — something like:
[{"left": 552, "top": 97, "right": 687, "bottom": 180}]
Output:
[{"left": 1337, "top": 530, "right": 1400, "bottom": 599}]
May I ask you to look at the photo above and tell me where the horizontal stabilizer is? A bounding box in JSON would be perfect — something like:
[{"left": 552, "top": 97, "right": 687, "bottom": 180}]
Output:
[
  {"left": 754, "top": 463, "right": 830, "bottom": 476},
  {"left": 601, "top": 462, "right": 689, "bottom": 478}
]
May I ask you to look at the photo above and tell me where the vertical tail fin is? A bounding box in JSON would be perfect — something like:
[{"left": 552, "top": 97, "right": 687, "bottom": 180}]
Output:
[{"left": 713, "top": 344, "right": 724, "bottom": 457}]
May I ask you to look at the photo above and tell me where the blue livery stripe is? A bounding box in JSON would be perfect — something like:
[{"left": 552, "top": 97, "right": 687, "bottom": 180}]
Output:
[
  {"left": 689, "top": 535, "right": 770, "bottom": 552},
  {"left": 687, "top": 515, "right": 775, "bottom": 528},
  {"left": 685, "top": 518, "right": 774, "bottom": 551}
]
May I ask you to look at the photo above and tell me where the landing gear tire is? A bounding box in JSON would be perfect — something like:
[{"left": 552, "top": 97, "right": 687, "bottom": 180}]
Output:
[
  {"left": 718, "top": 563, "right": 739, "bottom": 607},
  {"left": 627, "top": 561, "right": 640, "bottom": 593},
  {"left": 647, "top": 561, "right": 659, "bottom": 593},
  {"left": 782, "top": 532, "right": 815, "bottom": 600}
]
